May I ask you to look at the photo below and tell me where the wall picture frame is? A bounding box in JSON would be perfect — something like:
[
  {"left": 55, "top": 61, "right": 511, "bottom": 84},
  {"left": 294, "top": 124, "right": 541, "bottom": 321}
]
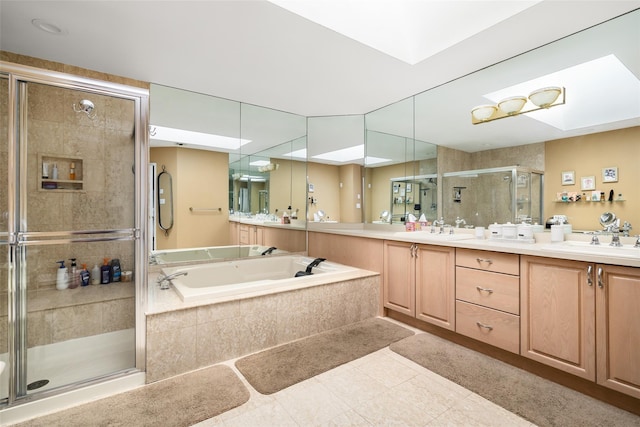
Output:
[
  {"left": 602, "top": 167, "right": 618, "bottom": 183},
  {"left": 581, "top": 176, "right": 596, "bottom": 191},
  {"left": 561, "top": 171, "right": 575, "bottom": 185}
]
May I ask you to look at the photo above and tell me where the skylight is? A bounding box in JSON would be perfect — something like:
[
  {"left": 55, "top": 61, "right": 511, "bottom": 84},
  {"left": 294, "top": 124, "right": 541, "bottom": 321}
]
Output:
[
  {"left": 281, "top": 148, "right": 308, "bottom": 159},
  {"left": 150, "top": 125, "right": 251, "bottom": 150},
  {"left": 482, "top": 55, "right": 640, "bottom": 130},
  {"left": 269, "top": 0, "right": 540, "bottom": 65},
  {"left": 311, "top": 144, "right": 391, "bottom": 164}
]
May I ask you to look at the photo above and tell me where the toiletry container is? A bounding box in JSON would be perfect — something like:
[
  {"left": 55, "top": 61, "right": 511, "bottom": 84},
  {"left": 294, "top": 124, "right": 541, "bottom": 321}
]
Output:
[
  {"left": 488, "top": 223, "right": 502, "bottom": 239},
  {"left": 52, "top": 163, "right": 58, "bottom": 180},
  {"left": 474, "top": 226, "right": 485, "bottom": 239},
  {"left": 517, "top": 223, "right": 533, "bottom": 241},
  {"left": 80, "top": 263, "right": 90, "bottom": 286},
  {"left": 68, "top": 258, "right": 79, "bottom": 289},
  {"left": 91, "top": 264, "right": 100, "bottom": 285},
  {"left": 69, "top": 162, "right": 76, "bottom": 180},
  {"left": 110, "top": 259, "right": 122, "bottom": 282},
  {"left": 100, "top": 258, "right": 111, "bottom": 284},
  {"left": 551, "top": 224, "right": 565, "bottom": 242},
  {"left": 56, "top": 261, "right": 68, "bottom": 290},
  {"left": 501, "top": 222, "right": 517, "bottom": 239}
]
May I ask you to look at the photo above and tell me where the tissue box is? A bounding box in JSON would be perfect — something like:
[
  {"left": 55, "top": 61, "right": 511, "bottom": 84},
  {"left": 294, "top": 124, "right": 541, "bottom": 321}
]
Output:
[{"left": 405, "top": 222, "right": 416, "bottom": 232}]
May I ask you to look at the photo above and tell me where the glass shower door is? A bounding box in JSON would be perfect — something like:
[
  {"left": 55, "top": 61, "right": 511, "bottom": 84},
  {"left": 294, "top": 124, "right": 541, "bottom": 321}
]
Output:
[
  {"left": 16, "top": 81, "right": 137, "bottom": 397},
  {"left": 0, "top": 72, "right": 9, "bottom": 403}
]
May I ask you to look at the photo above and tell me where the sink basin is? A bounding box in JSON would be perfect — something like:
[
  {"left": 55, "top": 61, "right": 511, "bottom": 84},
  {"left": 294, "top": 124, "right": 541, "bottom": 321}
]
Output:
[
  {"left": 393, "top": 231, "right": 474, "bottom": 241},
  {"left": 542, "top": 240, "right": 640, "bottom": 259}
]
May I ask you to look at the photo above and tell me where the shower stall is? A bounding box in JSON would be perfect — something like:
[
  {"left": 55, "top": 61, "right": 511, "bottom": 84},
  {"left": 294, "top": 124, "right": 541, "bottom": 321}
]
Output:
[
  {"left": 0, "top": 63, "right": 148, "bottom": 408},
  {"left": 442, "top": 166, "right": 544, "bottom": 228}
]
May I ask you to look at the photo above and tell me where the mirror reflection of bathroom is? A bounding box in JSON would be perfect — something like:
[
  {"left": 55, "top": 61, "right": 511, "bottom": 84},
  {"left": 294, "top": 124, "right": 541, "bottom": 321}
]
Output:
[
  {"left": 442, "top": 166, "right": 543, "bottom": 228},
  {"left": 387, "top": 176, "right": 437, "bottom": 224}
]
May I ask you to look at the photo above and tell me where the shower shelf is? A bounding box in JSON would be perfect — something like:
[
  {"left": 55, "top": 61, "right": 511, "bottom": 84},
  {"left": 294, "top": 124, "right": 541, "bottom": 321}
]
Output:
[{"left": 39, "top": 154, "right": 84, "bottom": 192}]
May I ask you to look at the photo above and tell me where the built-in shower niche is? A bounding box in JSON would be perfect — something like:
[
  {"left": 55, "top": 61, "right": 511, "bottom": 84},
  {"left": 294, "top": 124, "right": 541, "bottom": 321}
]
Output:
[
  {"left": 39, "top": 154, "right": 84, "bottom": 191},
  {"left": 442, "top": 166, "right": 543, "bottom": 228}
]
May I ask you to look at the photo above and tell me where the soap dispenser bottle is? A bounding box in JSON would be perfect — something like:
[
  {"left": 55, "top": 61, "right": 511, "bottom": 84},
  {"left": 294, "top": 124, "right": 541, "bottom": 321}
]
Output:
[
  {"left": 80, "top": 263, "right": 91, "bottom": 286},
  {"left": 100, "top": 258, "right": 111, "bottom": 284},
  {"left": 68, "top": 258, "right": 79, "bottom": 289},
  {"left": 56, "top": 261, "right": 69, "bottom": 290},
  {"left": 91, "top": 264, "right": 100, "bottom": 285}
]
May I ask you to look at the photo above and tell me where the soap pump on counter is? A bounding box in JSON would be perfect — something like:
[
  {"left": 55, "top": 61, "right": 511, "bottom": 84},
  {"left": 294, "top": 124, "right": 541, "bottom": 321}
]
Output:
[{"left": 56, "top": 261, "right": 69, "bottom": 290}]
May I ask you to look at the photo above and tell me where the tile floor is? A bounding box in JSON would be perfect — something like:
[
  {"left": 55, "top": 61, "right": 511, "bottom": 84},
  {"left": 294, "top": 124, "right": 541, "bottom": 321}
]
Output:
[{"left": 195, "top": 322, "right": 535, "bottom": 427}]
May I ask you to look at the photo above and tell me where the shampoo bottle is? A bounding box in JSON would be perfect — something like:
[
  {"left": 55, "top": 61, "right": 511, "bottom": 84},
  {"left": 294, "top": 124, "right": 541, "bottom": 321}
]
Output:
[
  {"left": 68, "top": 258, "right": 79, "bottom": 289},
  {"left": 100, "top": 258, "right": 111, "bottom": 284},
  {"left": 80, "top": 263, "right": 90, "bottom": 286},
  {"left": 91, "top": 264, "right": 100, "bottom": 285},
  {"left": 52, "top": 163, "right": 58, "bottom": 180},
  {"left": 110, "top": 258, "right": 122, "bottom": 282},
  {"left": 56, "top": 261, "right": 68, "bottom": 290}
]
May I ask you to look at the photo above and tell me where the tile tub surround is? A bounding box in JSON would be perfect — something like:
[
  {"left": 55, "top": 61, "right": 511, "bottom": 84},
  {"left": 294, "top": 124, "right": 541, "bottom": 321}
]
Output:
[{"left": 145, "top": 274, "right": 380, "bottom": 383}]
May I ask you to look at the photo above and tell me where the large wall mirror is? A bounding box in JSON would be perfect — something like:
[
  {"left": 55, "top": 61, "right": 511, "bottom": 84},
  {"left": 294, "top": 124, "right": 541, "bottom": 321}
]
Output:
[
  {"left": 365, "top": 9, "right": 639, "bottom": 232},
  {"left": 149, "top": 84, "right": 307, "bottom": 263}
]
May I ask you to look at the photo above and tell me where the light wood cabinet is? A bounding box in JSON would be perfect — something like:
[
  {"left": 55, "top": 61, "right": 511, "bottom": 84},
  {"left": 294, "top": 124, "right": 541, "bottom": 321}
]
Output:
[
  {"left": 415, "top": 244, "right": 455, "bottom": 330},
  {"left": 521, "top": 256, "right": 596, "bottom": 380},
  {"left": 383, "top": 241, "right": 415, "bottom": 316},
  {"left": 383, "top": 241, "right": 455, "bottom": 330},
  {"left": 455, "top": 249, "right": 520, "bottom": 353},
  {"left": 596, "top": 264, "right": 640, "bottom": 399},
  {"left": 308, "top": 231, "right": 384, "bottom": 273},
  {"left": 521, "top": 256, "right": 640, "bottom": 398}
]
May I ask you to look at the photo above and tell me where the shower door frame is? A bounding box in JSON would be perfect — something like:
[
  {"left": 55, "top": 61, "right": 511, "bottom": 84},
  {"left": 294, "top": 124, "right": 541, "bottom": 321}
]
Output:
[{"left": 1, "top": 61, "right": 149, "bottom": 406}]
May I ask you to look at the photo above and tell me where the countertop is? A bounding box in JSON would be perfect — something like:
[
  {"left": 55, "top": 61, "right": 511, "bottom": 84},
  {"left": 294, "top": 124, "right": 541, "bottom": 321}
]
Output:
[{"left": 307, "top": 222, "right": 640, "bottom": 268}]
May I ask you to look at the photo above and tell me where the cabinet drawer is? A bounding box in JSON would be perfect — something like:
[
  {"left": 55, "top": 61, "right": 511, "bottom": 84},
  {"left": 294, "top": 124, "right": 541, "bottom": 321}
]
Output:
[
  {"left": 456, "top": 248, "right": 519, "bottom": 275},
  {"left": 455, "top": 300, "right": 520, "bottom": 354},
  {"left": 456, "top": 267, "right": 519, "bottom": 314}
]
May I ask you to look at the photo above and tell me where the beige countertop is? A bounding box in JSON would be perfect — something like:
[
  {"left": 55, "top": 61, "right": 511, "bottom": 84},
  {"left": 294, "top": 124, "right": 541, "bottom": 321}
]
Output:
[{"left": 307, "top": 223, "right": 640, "bottom": 268}]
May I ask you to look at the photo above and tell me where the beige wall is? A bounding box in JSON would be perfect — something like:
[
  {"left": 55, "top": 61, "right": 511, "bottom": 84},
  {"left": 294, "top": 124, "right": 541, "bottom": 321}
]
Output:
[
  {"left": 544, "top": 127, "right": 639, "bottom": 231},
  {"left": 339, "top": 164, "right": 363, "bottom": 223},
  {"left": 268, "top": 158, "right": 306, "bottom": 219},
  {"left": 307, "top": 162, "right": 341, "bottom": 221},
  {"left": 151, "top": 147, "right": 230, "bottom": 249}
]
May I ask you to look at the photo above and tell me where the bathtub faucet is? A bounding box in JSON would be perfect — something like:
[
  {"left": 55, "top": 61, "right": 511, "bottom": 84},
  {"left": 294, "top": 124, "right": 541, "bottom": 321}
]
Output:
[
  {"left": 261, "top": 247, "right": 277, "bottom": 256},
  {"left": 157, "top": 271, "right": 188, "bottom": 290}
]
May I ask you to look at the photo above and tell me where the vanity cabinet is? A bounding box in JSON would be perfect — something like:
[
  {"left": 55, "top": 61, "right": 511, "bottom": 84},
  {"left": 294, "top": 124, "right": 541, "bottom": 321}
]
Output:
[
  {"left": 521, "top": 256, "right": 640, "bottom": 398},
  {"left": 596, "top": 264, "right": 640, "bottom": 399},
  {"left": 520, "top": 256, "right": 595, "bottom": 380},
  {"left": 455, "top": 248, "right": 520, "bottom": 353},
  {"left": 383, "top": 241, "right": 455, "bottom": 330}
]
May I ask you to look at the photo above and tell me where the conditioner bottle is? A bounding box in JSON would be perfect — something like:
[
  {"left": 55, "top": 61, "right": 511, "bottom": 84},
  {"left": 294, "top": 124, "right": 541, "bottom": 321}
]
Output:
[{"left": 100, "top": 258, "right": 111, "bottom": 284}]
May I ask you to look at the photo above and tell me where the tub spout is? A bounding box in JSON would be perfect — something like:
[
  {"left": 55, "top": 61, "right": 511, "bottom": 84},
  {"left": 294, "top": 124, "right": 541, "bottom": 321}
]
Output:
[
  {"left": 261, "top": 247, "right": 277, "bottom": 256},
  {"left": 295, "top": 258, "right": 326, "bottom": 277},
  {"left": 157, "top": 271, "right": 188, "bottom": 290}
]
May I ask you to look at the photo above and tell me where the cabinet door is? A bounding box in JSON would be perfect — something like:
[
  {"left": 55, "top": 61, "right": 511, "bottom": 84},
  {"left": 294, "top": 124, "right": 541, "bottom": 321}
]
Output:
[
  {"left": 383, "top": 241, "right": 415, "bottom": 316},
  {"left": 596, "top": 264, "right": 640, "bottom": 398},
  {"left": 520, "top": 256, "right": 595, "bottom": 380},
  {"left": 415, "top": 245, "right": 455, "bottom": 330}
]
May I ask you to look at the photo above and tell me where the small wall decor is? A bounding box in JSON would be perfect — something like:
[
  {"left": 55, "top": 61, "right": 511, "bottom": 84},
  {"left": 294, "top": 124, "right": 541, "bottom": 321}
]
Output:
[
  {"left": 561, "top": 171, "right": 575, "bottom": 185},
  {"left": 602, "top": 166, "right": 618, "bottom": 183},
  {"left": 581, "top": 176, "right": 596, "bottom": 191}
]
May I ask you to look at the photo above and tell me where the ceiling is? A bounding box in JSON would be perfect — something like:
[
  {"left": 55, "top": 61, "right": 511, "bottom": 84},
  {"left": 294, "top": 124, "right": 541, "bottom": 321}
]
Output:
[{"left": 1, "top": 1, "right": 639, "bottom": 153}]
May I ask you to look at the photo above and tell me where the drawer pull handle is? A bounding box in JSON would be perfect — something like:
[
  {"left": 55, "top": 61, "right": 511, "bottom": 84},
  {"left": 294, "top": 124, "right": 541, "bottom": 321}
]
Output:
[
  {"left": 476, "top": 286, "right": 494, "bottom": 294},
  {"left": 476, "top": 258, "right": 493, "bottom": 265},
  {"left": 476, "top": 321, "right": 493, "bottom": 330}
]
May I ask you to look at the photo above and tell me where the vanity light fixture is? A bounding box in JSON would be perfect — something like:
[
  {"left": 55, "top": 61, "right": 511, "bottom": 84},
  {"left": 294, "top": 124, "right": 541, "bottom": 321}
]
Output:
[
  {"left": 73, "top": 99, "right": 97, "bottom": 119},
  {"left": 471, "top": 86, "right": 565, "bottom": 124}
]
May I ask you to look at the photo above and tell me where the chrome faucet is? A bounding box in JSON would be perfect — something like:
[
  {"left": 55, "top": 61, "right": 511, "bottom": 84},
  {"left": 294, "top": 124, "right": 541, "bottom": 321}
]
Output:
[
  {"left": 609, "top": 230, "right": 622, "bottom": 247},
  {"left": 589, "top": 232, "right": 600, "bottom": 245},
  {"left": 433, "top": 217, "right": 445, "bottom": 234},
  {"left": 635, "top": 235, "right": 640, "bottom": 248},
  {"left": 455, "top": 217, "right": 466, "bottom": 228},
  {"left": 157, "top": 271, "right": 188, "bottom": 290},
  {"left": 621, "top": 221, "right": 632, "bottom": 237}
]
